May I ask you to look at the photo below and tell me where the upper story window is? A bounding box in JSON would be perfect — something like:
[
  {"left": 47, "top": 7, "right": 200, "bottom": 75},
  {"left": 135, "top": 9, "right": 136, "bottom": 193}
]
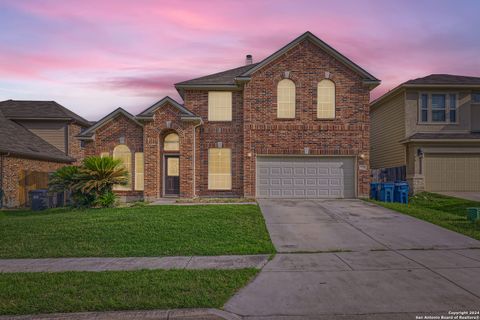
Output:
[
  {"left": 473, "top": 92, "right": 480, "bottom": 104},
  {"left": 317, "top": 80, "right": 335, "bottom": 119},
  {"left": 208, "top": 91, "right": 232, "bottom": 121},
  {"left": 113, "top": 144, "right": 132, "bottom": 190},
  {"left": 419, "top": 93, "right": 458, "bottom": 123},
  {"left": 164, "top": 133, "right": 179, "bottom": 151},
  {"left": 277, "top": 79, "right": 296, "bottom": 118}
]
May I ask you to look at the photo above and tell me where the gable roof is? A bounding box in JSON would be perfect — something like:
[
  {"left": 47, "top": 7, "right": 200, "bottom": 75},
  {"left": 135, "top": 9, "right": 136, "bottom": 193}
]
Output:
[
  {"left": 77, "top": 108, "right": 142, "bottom": 139},
  {"left": 240, "top": 31, "right": 379, "bottom": 83},
  {"left": 0, "top": 100, "right": 90, "bottom": 127},
  {"left": 0, "top": 110, "right": 74, "bottom": 162},
  {"left": 174, "top": 31, "right": 380, "bottom": 97},
  {"left": 371, "top": 73, "right": 480, "bottom": 108},
  {"left": 405, "top": 74, "right": 480, "bottom": 85},
  {"left": 136, "top": 96, "right": 197, "bottom": 118}
]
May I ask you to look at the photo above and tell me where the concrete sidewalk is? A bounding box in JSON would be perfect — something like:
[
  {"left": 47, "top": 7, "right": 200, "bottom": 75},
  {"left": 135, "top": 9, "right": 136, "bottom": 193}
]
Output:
[
  {"left": 0, "top": 255, "right": 269, "bottom": 273},
  {"left": 0, "top": 308, "right": 241, "bottom": 320}
]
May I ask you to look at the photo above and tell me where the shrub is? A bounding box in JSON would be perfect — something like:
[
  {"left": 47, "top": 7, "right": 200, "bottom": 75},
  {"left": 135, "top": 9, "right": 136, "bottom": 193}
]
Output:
[
  {"left": 94, "top": 191, "right": 118, "bottom": 208},
  {"left": 49, "top": 156, "right": 128, "bottom": 208}
]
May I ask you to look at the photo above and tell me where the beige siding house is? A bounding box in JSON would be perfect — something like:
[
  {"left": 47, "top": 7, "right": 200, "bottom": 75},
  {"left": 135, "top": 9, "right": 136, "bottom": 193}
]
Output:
[{"left": 370, "top": 74, "right": 480, "bottom": 193}]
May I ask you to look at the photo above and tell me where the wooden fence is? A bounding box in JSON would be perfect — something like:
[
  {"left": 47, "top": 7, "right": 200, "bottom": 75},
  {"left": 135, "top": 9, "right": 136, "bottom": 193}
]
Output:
[{"left": 18, "top": 170, "right": 49, "bottom": 207}]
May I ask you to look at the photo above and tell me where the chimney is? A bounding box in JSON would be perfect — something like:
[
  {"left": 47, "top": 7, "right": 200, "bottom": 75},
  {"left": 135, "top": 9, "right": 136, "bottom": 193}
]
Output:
[{"left": 245, "top": 54, "right": 253, "bottom": 65}]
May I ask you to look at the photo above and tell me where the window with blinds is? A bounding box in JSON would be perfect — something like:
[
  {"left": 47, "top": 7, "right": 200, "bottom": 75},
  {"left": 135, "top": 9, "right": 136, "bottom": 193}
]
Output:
[
  {"left": 208, "top": 92, "right": 232, "bottom": 121},
  {"left": 208, "top": 148, "right": 232, "bottom": 190},
  {"left": 100, "top": 152, "right": 110, "bottom": 158},
  {"left": 164, "top": 133, "right": 180, "bottom": 151},
  {"left": 134, "top": 152, "right": 144, "bottom": 191},
  {"left": 277, "top": 79, "right": 296, "bottom": 118},
  {"left": 317, "top": 79, "right": 336, "bottom": 119},
  {"left": 113, "top": 144, "right": 132, "bottom": 190}
]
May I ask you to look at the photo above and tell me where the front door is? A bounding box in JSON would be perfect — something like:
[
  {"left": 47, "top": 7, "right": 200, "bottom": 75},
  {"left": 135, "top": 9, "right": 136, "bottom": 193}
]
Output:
[{"left": 164, "top": 156, "right": 180, "bottom": 196}]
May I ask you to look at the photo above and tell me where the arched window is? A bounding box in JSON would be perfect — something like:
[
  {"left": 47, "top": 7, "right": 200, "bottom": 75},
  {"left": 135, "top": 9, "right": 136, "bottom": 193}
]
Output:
[
  {"left": 113, "top": 144, "right": 132, "bottom": 190},
  {"left": 317, "top": 79, "right": 335, "bottom": 119},
  {"left": 164, "top": 133, "right": 179, "bottom": 151},
  {"left": 277, "top": 79, "right": 296, "bottom": 118}
]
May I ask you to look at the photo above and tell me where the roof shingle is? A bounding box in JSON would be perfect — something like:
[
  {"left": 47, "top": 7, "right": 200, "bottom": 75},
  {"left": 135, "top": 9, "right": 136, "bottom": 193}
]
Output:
[
  {"left": 405, "top": 74, "right": 480, "bottom": 86},
  {"left": 0, "top": 111, "right": 74, "bottom": 162},
  {"left": 175, "top": 63, "right": 259, "bottom": 86},
  {"left": 0, "top": 100, "right": 90, "bottom": 127}
]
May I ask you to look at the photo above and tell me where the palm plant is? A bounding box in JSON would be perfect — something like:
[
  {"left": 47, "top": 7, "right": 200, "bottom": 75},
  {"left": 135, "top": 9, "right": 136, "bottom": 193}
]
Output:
[
  {"left": 48, "top": 165, "right": 80, "bottom": 193},
  {"left": 75, "top": 156, "right": 129, "bottom": 196}
]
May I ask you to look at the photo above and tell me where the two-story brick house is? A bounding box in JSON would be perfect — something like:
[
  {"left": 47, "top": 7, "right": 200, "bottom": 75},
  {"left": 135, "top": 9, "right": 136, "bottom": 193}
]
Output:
[
  {"left": 370, "top": 74, "right": 480, "bottom": 193},
  {"left": 78, "top": 32, "right": 380, "bottom": 200}
]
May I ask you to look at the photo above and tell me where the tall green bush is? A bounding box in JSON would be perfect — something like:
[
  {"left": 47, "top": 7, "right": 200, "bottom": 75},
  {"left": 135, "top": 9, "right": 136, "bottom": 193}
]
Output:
[{"left": 48, "top": 156, "right": 128, "bottom": 208}]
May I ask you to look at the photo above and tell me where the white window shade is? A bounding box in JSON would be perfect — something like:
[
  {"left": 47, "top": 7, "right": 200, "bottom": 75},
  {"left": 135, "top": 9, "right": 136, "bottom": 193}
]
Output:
[
  {"left": 113, "top": 144, "right": 132, "bottom": 190},
  {"left": 134, "top": 152, "right": 144, "bottom": 191},
  {"left": 208, "top": 148, "right": 232, "bottom": 190},
  {"left": 100, "top": 152, "right": 110, "bottom": 158},
  {"left": 164, "top": 133, "right": 180, "bottom": 151},
  {"left": 317, "top": 80, "right": 336, "bottom": 119},
  {"left": 277, "top": 79, "right": 296, "bottom": 118},
  {"left": 208, "top": 92, "right": 232, "bottom": 121}
]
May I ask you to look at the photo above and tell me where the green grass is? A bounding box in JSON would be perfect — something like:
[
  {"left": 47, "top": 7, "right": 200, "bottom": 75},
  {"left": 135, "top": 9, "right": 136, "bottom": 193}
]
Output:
[
  {"left": 0, "top": 205, "right": 275, "bottom": 258},
  {"left": 0, "top": 269, "right": 258, "bottom": 315},
  {"left": 369, "top": 192, "right": 480, "bottom": 241}
]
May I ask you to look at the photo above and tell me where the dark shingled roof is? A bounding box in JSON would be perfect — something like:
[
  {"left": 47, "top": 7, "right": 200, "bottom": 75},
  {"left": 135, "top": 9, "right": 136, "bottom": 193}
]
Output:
[
  {"left": 408, "top": 132, "right": 480, "bottom": 140},
  {"left": 405, "top": 74, "right": 480, "bottom": 86},
  {"left": 175, "top": 63, "right": 259, "bottom": 86},
  {"left": 0, "top": 111, "right": 74, "bottom": 162},
  {"left": 0, "top": 100, "right": 91, "bottom": 127}
]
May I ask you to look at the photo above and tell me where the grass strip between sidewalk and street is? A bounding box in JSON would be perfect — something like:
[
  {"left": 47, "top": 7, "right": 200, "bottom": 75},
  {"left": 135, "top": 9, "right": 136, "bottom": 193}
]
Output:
[{"left": 0, "top": 268, "right": 259, "bottom": 316}]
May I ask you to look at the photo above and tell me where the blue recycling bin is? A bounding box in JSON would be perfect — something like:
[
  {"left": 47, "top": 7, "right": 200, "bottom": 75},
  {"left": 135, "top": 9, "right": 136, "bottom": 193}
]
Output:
[
  {"left": 379, "top": 182, "right": 395, "bottom": 202},
  {"left": 370, "top": 182, "right": 380, "bottom": 200},
  {"left": 394, "top": 182, "right": 409, "bottom": 204}
]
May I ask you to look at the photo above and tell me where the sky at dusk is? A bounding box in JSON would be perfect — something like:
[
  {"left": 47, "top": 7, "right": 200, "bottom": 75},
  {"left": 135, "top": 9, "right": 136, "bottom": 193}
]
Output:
[{"left": 1, "top": 0, "right": 479, "bottom": 121}]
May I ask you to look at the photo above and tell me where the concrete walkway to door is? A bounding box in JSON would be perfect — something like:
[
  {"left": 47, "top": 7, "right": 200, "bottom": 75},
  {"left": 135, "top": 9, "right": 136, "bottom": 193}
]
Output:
[{"left": 225, "top": 199, "right": 480, "bottom": 319}]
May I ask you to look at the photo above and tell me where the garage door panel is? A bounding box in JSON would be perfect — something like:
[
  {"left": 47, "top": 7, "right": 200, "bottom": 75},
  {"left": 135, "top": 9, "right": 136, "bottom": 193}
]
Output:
[
  {"left": 425, "top": 154, "right": 480, "bottom": 192},
  {"left": 256, "top": 156, "right": 355, "bottom": 199}
]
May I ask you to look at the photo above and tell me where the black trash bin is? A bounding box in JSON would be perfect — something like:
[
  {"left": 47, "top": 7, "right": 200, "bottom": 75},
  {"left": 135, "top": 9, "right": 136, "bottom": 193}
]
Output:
[{"left": 29, "top": 189, "right": 49, "bottom": 211}]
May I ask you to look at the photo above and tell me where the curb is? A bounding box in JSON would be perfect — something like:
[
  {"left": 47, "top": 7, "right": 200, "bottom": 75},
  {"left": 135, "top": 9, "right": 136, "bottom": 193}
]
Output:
[{"left": 0, "top": 308, "right": 242, "bottom": 320}]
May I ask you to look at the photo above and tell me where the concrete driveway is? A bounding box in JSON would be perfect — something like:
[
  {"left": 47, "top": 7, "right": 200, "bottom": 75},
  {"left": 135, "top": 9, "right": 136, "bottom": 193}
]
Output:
[{"left": 225, "top": 200, "right": 480, "bottom": 319}]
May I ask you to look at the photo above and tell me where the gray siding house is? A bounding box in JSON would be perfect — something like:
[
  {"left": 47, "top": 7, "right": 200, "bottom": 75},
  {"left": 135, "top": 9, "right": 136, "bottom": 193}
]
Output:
[{"left": 370, "top": 74, "right": 480, "bottom": 193}]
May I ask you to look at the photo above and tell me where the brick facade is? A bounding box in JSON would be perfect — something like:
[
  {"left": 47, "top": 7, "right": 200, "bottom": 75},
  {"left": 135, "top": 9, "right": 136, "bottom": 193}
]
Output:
[
  {"left": 0, "top": 156, "right": 65, "bottom": 208},
  {"left": 184, "top": 91, "right": 244, "bottom": 197},
  {"left": 243, "top": 39, "right": 371, "bottom": 197},
  {"left": 81, "top": 36, "right": 373, "bottom": 200},
  {"left": 67, "top": 123, "right": 85, "bottom": 164},
  {"left": 83, "top": 113, "right": 144, "bottom": 199}
]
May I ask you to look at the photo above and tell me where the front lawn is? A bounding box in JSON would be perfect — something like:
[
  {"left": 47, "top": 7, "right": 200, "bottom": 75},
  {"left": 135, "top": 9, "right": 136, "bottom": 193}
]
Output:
[
  {"left": 0, "top": 205, "right": 275, "bottom": 258},
  {"left": 0, "top": 269, "right": 258, "bottom": 315},
  {"left": 369, "top": 192, "right": 480, "bottom": 241}
]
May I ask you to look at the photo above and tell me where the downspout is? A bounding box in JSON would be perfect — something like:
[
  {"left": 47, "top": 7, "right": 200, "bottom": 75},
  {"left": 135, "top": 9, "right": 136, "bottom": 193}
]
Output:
[{"left": 192, "top": 120, "right": 203, "bottom": 198}]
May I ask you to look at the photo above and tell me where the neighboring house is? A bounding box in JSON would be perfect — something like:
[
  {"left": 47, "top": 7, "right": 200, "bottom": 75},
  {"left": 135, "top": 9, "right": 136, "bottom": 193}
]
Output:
[
  {"left": 0, "top": 100, "right": 90, "bottom": 207},
  {"left": 78, "top": 31, "right": 379, "bottom": 201},
  {"left": 370, "top": 74, "right": 480, "bottom": 193}
]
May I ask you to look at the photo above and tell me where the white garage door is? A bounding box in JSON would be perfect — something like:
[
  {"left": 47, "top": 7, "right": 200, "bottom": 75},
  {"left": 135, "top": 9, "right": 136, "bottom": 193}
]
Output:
[
  {"left": 256, "top": 156, "right": 355, "bottom": 198},
  {"left": 425, "top": 154, "right": 480, "bottom": 191}
]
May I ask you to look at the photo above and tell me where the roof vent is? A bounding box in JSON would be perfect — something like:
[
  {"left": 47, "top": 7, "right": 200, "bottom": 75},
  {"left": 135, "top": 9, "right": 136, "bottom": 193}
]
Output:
[{"left": 245, "top": 54, "right": 253, "bottom": 65}]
